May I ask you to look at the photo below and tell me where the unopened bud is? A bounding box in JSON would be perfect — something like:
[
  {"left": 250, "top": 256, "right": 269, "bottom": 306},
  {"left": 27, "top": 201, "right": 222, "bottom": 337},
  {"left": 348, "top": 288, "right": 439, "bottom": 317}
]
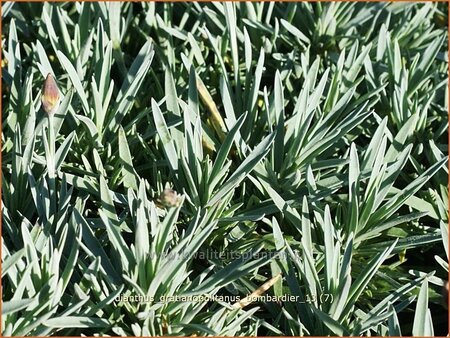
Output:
[
  {"left": 41, "top": 73, "right": 60, "bottom": 115},
  {"left": 157, "top": 188, "right": 182, "bottom": 208}
]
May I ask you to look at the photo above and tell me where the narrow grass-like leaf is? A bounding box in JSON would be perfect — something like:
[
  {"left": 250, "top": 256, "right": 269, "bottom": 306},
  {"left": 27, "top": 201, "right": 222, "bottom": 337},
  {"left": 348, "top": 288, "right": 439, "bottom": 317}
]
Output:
[
  {"left": 207, "top": 132, "right": 275, "bottom": 207},
  {"left": 311, "top": 307, "right": 349, "bottom": 336},
  {"left": 56, "top": 51, "right": 90, "bottom": 115},
  {"left": 54, "top": 131, "right": 75, "bottom": 172},
  {"left": 2, "top": 248, "right": 25, "bottom": 278},
  {"left": 342, "top": 240, "right": 397, "bottom": 317},
  {"left": 209, "top": 113, "right": 246, "bottom": 185},
  {"left": 44, "top": 316, "right": 110, "bottom": 328},
  {"left": 2, "top": 298, "right": 34, "bottom": 315},
  {"left": 412, "top": 279, "right": 432, "bottom": 336},
  {"left": 118, "top": 126, "right": 138, "bottom": 190},
  {"left": 152, "top": 98, "right": 178, "bottom": 171}
]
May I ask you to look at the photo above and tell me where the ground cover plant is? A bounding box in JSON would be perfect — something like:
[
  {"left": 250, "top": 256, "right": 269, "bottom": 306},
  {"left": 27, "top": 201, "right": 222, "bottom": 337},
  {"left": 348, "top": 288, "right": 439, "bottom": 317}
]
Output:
[{"left": 1, "top": 1, "right": 448, "bottom": 336}]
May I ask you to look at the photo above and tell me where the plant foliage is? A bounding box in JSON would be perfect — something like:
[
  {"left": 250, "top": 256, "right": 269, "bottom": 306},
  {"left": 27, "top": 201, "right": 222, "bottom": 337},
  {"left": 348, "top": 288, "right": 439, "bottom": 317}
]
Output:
[{"left": 2, "top": 2, "right": 448, "bottom": 336}]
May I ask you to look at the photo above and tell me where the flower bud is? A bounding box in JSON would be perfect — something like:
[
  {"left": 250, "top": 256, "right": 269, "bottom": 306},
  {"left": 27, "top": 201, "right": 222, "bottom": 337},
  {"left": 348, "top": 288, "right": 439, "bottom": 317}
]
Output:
[
  {"left": 41, "top": 73, "right": 60, "bottom": 115},
  {"left": 157, "top": 188, "right": 182, "bottom": 208}
]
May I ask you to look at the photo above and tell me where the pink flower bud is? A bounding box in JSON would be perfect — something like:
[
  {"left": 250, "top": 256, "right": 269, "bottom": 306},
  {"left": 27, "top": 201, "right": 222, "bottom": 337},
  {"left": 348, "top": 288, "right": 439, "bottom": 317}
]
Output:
[{"left": 41, "top": 73, "right": 60, "bottom": 115}]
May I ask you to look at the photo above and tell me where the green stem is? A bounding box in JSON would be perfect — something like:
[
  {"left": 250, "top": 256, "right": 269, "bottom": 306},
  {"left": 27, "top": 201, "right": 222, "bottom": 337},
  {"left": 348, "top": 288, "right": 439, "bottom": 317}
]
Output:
[
  {"left": 48, "top": 115, "right": 55, "bottom": 175},
  {"left": 48, "top": 114, "right": 56, "bottom": 216}
]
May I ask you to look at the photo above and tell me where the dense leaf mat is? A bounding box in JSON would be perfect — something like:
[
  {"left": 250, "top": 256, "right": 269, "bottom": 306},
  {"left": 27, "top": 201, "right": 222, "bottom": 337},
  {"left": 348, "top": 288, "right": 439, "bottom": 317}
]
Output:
[{"left": 2, "top": 2, "right": 448, "bottom": 336}]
